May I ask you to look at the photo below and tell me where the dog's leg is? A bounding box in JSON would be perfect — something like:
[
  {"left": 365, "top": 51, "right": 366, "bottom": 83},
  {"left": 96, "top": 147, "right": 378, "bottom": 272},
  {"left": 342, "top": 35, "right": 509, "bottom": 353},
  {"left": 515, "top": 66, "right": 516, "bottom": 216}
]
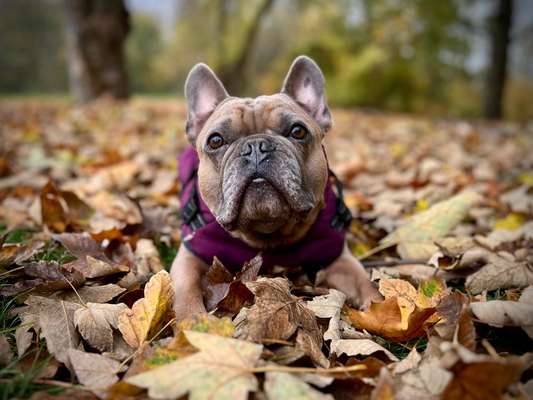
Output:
[
  {"left": 170, "top": 244, "right": 208, "bottom": 321},
  {"left": 320, "top": 243, "right": 382, "bottom": 309}
]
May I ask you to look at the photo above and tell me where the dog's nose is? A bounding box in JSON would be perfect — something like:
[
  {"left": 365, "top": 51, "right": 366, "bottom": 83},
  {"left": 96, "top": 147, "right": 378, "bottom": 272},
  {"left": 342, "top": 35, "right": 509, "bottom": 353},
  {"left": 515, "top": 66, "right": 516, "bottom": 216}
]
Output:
[{"left": 240, "top": 137, "right": 276, "bottom": 165}]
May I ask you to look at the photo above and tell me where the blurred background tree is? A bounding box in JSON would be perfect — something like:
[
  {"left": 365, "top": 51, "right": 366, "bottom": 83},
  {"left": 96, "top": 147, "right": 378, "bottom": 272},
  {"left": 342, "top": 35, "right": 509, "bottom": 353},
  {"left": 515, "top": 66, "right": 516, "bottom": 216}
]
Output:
[{"left": 0, "top": 0, "right": 531, "bottom": 120}]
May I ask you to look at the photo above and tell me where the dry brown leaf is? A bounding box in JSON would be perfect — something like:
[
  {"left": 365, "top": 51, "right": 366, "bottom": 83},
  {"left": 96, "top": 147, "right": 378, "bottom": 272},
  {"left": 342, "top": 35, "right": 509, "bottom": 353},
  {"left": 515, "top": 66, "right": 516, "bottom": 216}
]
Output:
[
  {"left": 344, "top": 297, "right": 436, "bottom": 342},
  {"left": 0, "top": 261, "right": 85, "bottom": 296},
  {"left": 68, "top": 349, "right": 124, "bottom": 391},
  {"left": 470, "top": 286, "right": 533, "bottom": 339},
  {"left": 25, "top": 296, "right": 81, "bottom": 366},
  {"left": 15, "top": 312, "right": 35, "bottom": 357},
  {"left": 465, "top": 254, "right": 533, "bottom": 294},
  {"left": 435, "top": 292, "right": 476, "bottom": 350},
  {"left": 440, "top": 342, "right": 526, "bottom": 400},
  {"left": 126, "top": 331, "right": 262, "bottom": 400},
  {"left": 306, "top": 289, "right": 346, "bottom": 341},
  {"left": 330, "top": 339, "right": 399, "bottom": 361},
  {"left": 264, "top": 371, "right": 333, "bottom": 400},
  {"left": 0, "top": 334, "right": 13, "bottom": 366},
  {"left": 234, "top": 277, "right": 327, "bottom": 367},
  {"left": 56, "top": 283, "right": 126, "bottom": 304},
  {"left": 74, "top": 302, "right": 128, "bottom": 352},
  {"left": 202, "top": 254, "right": 262, "bottom": 314},
  {"left": 371, "top": 367, "right": 395, "bottom": 400},
  {"left": 117, "top": 270, "right": 174, "bottom": 348}
]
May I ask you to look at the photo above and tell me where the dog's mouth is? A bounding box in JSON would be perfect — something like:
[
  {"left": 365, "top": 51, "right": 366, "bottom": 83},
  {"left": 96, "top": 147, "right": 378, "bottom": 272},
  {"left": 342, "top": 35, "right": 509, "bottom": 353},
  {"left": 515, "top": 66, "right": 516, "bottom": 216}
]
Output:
[{"left": 216, "top": 168, "right": 315, "bottom": 231}]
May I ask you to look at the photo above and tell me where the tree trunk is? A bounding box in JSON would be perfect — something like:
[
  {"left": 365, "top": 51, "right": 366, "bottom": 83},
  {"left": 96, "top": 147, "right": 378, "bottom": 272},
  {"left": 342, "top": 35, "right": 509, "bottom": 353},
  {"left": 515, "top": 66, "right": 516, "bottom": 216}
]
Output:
[
  {"left": 484, "top": 0, "right": 513, "bottom": 120},
  {"left": 221, "top": 0, "right": 276, "bottom": 95},
  {"left": 64, "top": 0, "right": 130, "bottom": 103}
]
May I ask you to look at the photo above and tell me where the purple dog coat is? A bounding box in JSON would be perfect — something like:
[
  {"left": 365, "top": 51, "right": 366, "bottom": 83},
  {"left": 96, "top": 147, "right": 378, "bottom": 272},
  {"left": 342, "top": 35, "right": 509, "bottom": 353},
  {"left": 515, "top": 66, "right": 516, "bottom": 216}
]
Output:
[{"left": 178, "top": 146, "right": 351, "bottom": 272}]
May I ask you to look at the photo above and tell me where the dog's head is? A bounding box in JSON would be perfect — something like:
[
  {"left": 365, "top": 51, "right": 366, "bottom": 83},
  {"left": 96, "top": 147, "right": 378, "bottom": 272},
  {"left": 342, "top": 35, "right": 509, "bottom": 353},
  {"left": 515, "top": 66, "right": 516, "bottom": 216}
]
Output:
[{"left": 184, "top": 56, "right": 332, "bottom": 247}]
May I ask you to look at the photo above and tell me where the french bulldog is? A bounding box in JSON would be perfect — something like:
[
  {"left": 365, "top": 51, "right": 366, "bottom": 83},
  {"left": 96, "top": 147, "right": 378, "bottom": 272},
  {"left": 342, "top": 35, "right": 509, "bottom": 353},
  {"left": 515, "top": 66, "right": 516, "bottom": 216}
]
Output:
[{"left": 170, "top": 56, "right": 381, "bottom": 320}]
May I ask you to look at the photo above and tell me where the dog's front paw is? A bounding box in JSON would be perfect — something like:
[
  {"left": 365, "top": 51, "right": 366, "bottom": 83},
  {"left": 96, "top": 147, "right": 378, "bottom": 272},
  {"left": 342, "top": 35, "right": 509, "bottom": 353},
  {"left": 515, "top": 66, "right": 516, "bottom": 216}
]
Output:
[
  {"left": 355, "top": 283, "right": 383, "bottom": 311},
  {"left": 173, "top": 290, "right": 207, "bottom": 322}
]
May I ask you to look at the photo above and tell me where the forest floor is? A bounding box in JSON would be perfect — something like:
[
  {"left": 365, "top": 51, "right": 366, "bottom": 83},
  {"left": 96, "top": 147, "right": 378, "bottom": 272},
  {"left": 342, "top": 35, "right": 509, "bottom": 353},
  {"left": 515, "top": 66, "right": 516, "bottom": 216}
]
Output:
[{"left": 0, "top": 98, "right": 532, "bottom": 400}]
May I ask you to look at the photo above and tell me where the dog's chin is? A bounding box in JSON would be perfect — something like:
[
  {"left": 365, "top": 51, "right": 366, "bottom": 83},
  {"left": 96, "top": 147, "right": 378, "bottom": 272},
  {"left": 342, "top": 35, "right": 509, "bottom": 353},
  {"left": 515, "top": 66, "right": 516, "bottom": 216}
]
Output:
[{"left": 235, "top": 179, "right": 291, "bottom": 234}]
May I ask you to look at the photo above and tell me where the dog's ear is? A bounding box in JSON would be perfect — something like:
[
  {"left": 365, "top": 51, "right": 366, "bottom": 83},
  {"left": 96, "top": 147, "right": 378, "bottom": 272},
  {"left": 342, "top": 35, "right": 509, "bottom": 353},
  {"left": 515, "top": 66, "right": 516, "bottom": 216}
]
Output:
[
  {"left": 184, "top": 63, "right": 228, "bottom": 144},
  {"left": 281, "top": 56, "right": 332, "bottom": 132}
]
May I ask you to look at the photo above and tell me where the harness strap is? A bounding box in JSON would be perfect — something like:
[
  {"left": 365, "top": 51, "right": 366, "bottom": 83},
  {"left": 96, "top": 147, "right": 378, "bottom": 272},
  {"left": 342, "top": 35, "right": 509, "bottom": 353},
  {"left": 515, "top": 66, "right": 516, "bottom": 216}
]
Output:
[
  {"left": 181, "top": 167, "right": 206, "bottom": 230},
  {"left": 329, "top": 170, "right": 352, "bottom": 230}
]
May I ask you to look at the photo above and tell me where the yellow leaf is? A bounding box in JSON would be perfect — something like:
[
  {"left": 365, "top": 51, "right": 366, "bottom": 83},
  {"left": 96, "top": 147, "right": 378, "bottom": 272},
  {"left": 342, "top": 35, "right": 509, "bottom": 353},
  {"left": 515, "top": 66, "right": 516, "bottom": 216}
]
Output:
[
  {"left": 118, "top": 270, "right": 174, "bottom": 348},
  {"left": 416, "top": 277, "right": 446, "bottom": 309},
  {"left": 380, "top": 191, "right": 481, "bottom": 259},
  {"left": 379, "top": 279, "right": 417, "bottom": 329},
  {"left": 414, "top": 199, "right": 430, "bottom": 213},
  {"left": 493, "top": 213, "right": 524, "bottom": 230}
]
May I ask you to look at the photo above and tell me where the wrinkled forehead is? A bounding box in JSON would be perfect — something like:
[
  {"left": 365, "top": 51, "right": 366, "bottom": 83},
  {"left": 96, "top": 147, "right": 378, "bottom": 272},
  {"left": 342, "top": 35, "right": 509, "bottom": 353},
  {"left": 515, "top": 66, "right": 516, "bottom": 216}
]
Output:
[{"left": 201, "top": 94, "right": 317, "bottom": 136}]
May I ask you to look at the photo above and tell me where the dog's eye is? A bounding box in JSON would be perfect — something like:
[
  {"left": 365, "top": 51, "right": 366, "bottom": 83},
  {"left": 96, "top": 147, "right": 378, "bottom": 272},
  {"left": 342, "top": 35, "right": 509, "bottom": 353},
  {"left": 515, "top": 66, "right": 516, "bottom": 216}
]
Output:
[
  {"left": 207, "top": 133, "right": 225, "bottom": 150},
  {"left": 289, "top": 124, "right": 308, "bottom": 140}
]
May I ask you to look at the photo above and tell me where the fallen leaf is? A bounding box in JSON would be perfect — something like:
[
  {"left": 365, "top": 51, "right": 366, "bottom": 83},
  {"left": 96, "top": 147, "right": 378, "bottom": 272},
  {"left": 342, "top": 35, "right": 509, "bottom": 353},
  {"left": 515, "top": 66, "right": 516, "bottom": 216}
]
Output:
[
  {"left": 56, "top": 283, "right": 126, "bottom": 304},
  {"left": 465, "top": 254, "right": 533, "bottom": 294},
  {"left": 0, "top": 261, "right": 85, "bottom": 296},
  {"left": 68, "top": 349, "right": 124, "bottom": 391},
  {"left": 440, "top": 342, "right": 526, "bottom": 400},
  {"left": 0, "top": 334, "right": 13, "bottom": 365},
  {"left": 344, "top": 297, "right": 436, "bottom": 342},
  {"left": 379, "top": 279, "right": 418, "bottom": 329},
  {"left": 234, "top": 277, "right": 327, "bottom": 367},
  {"left": 264, "top": 371, "right": 333, "bottom": 400},
  {"left": 126, "top": 331, "right": 262, "bottom": 400},
  {"left": 371, "top": 367, "right": 395, "bottom": 400},
  {"left": 306, "top": 289, "right": 346, "bottom": 341},
  {"left": 118, "top": 270, "right": 174, "bottom": 348},
  {"left": 392, "top": 347, "right": 422, "bottom": 375},
  {"left": 330, "top": 339, "right": 399, "bottom": 361},
  {"left": 470, "top": 286, "right": 533, "bottom": 339},
  {"left": 133, "top": 238, "right": 164, "bottom": 276},
  {"left": 436, "top": 292, "right": 476, "bottom": 350},
  {"left": 15, "top": 312, "right": 35, "bottom": 357},
  {"left": 380, "top": 191, "right": 481, "bottom": 259},
  {"left": 74, "top": 302, "right": 128, "bottom": 352},
  {"left": 25, "top": 296, "right": 81, "bottom": 365},
  {"left": 202, "top": 254, "right": 261, "bottom": 314}
]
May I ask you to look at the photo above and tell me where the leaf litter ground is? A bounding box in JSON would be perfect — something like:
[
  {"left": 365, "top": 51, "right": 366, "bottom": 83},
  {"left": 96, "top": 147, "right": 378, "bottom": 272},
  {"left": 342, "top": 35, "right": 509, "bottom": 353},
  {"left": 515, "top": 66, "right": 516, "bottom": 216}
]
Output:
[{"left": 0, "top": 98, "right": 532, "bottom": 399}]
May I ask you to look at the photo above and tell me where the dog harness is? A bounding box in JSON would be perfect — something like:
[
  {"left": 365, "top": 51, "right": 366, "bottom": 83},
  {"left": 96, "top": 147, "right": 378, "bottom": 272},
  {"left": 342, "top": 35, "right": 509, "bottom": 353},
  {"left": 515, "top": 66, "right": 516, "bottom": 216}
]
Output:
[{"left": 179, "top": 146, "right": 351, "bottom": 272}]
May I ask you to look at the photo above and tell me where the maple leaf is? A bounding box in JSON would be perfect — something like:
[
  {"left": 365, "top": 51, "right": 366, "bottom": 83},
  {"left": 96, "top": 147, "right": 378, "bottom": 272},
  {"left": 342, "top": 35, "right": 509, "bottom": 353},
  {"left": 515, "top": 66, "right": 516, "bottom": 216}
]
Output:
[
  {"left": 234, "top": 277, "right": 328, "bottom": 367},
  {"left": 118, "top": 270, "right": 175, "bottom": 348},
  {"left": 68, "top": 349, "right": 125, "bottom": 391},
  {"left": 25, "top": 296, "right": 81, "bottom": 365},
  {"left": 264, "top": 371, "right": 333, "bottom": 400},
  {"left": 202, "top": 254, "right": 262, "bottom": 314},
  {"left": 344, "top": 297, "right": 436, "bottom": 342},
  {"left": 74, "top": 302, "right": 128, "bottom": 352},
  {"left": 126, "top": 331, "right": 263, "bottom": 400}
]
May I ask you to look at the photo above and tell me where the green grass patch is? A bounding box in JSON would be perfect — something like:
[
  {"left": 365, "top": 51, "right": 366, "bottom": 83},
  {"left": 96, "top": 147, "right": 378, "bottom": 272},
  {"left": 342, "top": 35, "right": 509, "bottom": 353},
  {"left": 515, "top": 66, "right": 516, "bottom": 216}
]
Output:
[
  {"left": 156, "top": 239, "right": 178, "bottom": 269},
  {"left": 32, "top": 241, "right": 76, "bottom": 265},
  {"left": 375, "top": 336, "right": 428, "bottom": 359}
]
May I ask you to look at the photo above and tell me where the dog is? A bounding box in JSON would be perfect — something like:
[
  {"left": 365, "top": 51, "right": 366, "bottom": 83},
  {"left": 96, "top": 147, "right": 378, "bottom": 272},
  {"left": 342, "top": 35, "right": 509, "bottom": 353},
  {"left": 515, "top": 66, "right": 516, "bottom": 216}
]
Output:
[{"left": 171, "top": 56, "right": 381, "bottom": 320}]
